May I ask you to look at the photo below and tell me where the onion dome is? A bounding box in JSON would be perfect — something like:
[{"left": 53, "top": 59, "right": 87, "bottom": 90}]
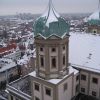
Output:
[
  {"left": 33, "top": 0, "right": 70, "bottom": 39},
  {"left": 88, "top": 0, "right": 100, "bottom": 25}
]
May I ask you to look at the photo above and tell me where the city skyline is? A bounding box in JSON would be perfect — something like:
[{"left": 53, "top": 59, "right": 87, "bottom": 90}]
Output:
[{"left": 0, "top": 0, "right": 99, "bottom": 15}]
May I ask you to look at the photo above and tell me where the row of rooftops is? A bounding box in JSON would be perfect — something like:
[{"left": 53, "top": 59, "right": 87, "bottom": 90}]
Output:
[{"left": 0, "top": 47, "right": 35, "bottom": 73}]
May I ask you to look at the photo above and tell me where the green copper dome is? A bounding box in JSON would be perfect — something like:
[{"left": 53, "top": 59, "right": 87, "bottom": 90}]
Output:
[
  {"left": 88, "top": 19, "right": 100, "bottom": 25},
  {"left": 33, "top": 0, "right": 70, "bottom": 38}
]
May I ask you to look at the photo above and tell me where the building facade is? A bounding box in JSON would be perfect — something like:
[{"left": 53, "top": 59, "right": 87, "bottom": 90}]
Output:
[
  {"left": 6, "top": 0, "right": 100, "bottom": 100},
  {"left": 7, "top": 0, "right": 77, "bottom": 100}
]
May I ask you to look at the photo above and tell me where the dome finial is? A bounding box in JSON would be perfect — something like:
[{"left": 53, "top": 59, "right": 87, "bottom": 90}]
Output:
[{"left": 49, "top": 0, "right": 53, "bottom": 10}]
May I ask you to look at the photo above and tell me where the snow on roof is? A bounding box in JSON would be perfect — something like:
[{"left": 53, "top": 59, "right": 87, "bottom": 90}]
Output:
[
  {"left": 17, "top": 55, "right": 29, "bottom": 65},
  {"left": 45, "top": 6, "right": 59, "bottom": 27},
  {"left": 0, "top": 42, "right": 7, "bottom": 47},
  {"left": 69, "top": 32, "right": 100, "bottom": 73},
  {"left": 0, "top": 58, "right": 16, "bottom": 73},
  {"left": 88, "top": 10, "right": 100, "bottom": 20},
  {"left": 41, "top": 0, "right": 60, "bottom": 27},
  {"left": 29, "top": 66, "right": 77, "bottom": 85},
  {"left": 17, "top": 48, "right": 36, "bottom": 65},
  {"left": 29, "top": 71, "right": 61, "bottom": 84},
  {"left": 88, "top": 0, "right": 100, "bottom": 21}
]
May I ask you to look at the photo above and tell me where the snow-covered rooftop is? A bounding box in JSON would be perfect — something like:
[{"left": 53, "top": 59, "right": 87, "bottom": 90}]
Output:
[
  {"left": 69, "top": 32, "right": 100, "bottom": 73},
  {"left": 29, "top": 66, "right": 78, "bottom": 85},
  {"left": 17, "top": 49, "right": 35, "bottom": 65},
  {"left": 0, "top": 58, "right": 16, "bottom": 73}
]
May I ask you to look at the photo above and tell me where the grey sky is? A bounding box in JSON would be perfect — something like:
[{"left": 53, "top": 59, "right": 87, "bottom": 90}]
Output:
[{"left": 0, "top": 0, "right": 99, "bottom": 15}]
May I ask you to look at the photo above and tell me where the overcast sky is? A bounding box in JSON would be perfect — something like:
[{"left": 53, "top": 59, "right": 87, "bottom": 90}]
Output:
[{"left": 0, "top": 0, "right": 99, "bottom": 15}]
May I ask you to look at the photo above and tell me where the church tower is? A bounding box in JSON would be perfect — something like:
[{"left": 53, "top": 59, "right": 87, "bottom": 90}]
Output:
[
  {"left": 34, "top": 0, "right": 70, "bottom": 79},
  {"left": 6, "top": 1, "right": 77, "bottom": 100},
  {"left": 30, "top": 1, "right": 74, "bottom": 100},
  {"left": 87, "top": 0, "right": 100, "bottom": 33}
]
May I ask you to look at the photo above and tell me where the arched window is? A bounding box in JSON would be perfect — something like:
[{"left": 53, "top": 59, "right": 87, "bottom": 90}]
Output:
[{"left": 52, "top": 57, "right": 56, "bottom": 68}]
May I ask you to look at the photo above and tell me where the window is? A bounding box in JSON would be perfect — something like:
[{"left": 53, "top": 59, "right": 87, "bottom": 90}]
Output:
[
  {"left": 76, "top": 75, "right": 79, "bottom": 81},
  {"left": 81, "top": 74, "right": 86, "bottom": 81},
  {"left": 52, "top": 48, "right": 56, "bottom": 52},
  {"left": 45, "top": 87, "right": 51, "bottom": 96},
  {"left": 40, "top": 47, "right": 43, "bottom": 52},
  {"left": 63, "top": 46, "right": 65, "bottom": 50},
  {"left": 92, "top": 77, "right": 98, "bottom": 84},
  {"left": 92, "top": 91, "right": 97, "bottom": 97},
  {"left": 35, "top": 97, "right": 40, "bottom": 100},
  {"left": 76, "top": 84, "right": 79, "bottom": 92},
  {"left": 40, "top": 56, "right": 44, "bottom": 67},
  {"left": 63, "top": 55, "right": 65, "bottom": 66},
  {"left": 81, "top": 88, "right": 85, "bottom": 93},
  {"left": 63, "top": 83, "right": 67, "bottom": 92},
  {"left": 10, "top": 95, "right": 13, "bottom": 100},
  {"left": 34, "top": 83, "right": 40, "bottom": 91},
  {"left": 51, "top": 57, "right": 56, "bottom": 68}
]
